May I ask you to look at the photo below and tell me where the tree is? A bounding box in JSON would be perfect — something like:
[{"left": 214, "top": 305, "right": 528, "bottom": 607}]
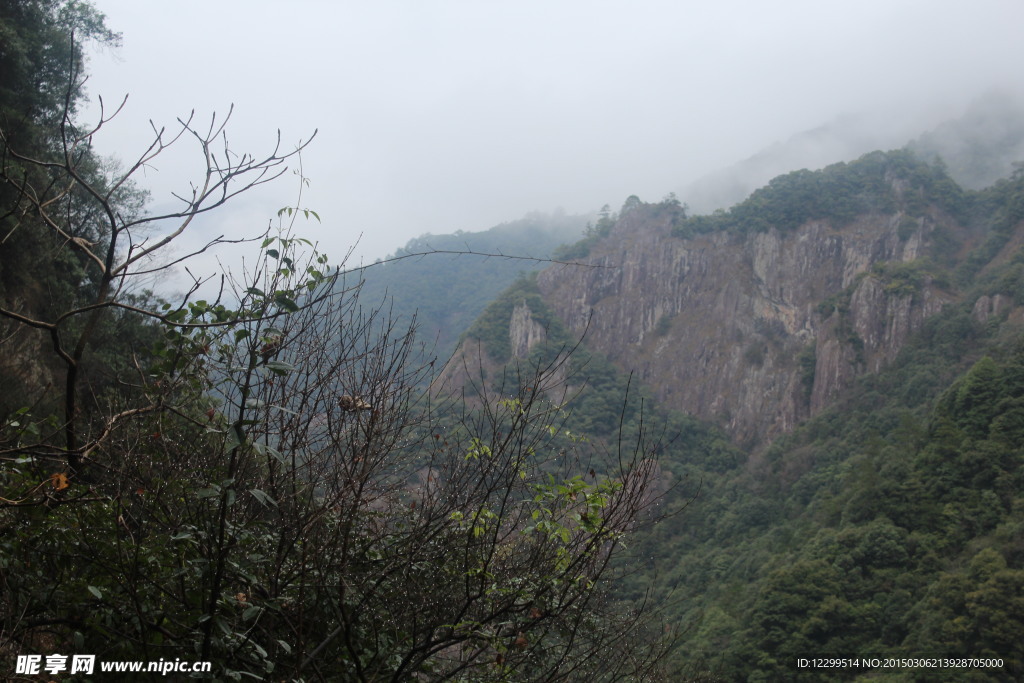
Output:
[
  {"left": 621, "top": 195, "right": 643, "bottom": 215},
  {"left": 0, "top": 4, "right": 674, "bottom": 679},
  {"left": 0, "top": 0, "right": 127, "bottom": 419}
]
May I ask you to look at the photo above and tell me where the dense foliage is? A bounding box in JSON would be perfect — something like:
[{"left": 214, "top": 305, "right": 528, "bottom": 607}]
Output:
[
  {"left": 627, "top": 215, "right": 1024, "bottom": 680},
  {"left": 674, "top": 150, "right": 967, "bottom": 238},
  {"left": 0, "top": 4, "right": 673, "bottom": 681},
  {"left": 0, "top": 0, "right": 150, "bottom": 421},
  {"left": 6, "top": 4, "right": 1024, "bottom": 681}
]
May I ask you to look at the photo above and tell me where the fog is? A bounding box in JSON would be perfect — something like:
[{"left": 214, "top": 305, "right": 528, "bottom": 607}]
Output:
[{"left": 81, "top": 0, "right": 1024, "bottom": 274}]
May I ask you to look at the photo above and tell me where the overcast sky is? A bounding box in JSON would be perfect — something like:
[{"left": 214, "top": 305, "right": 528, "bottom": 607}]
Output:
[{"left": 81, "top": 0, "right": 1024, "bottom": 275}]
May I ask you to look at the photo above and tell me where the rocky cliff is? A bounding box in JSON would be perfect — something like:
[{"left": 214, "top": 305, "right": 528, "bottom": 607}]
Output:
[
  {"left": 537, "top": 203, "right": 962, "bottom": 442},
  {"left": 446, "top": 151, "right": 1024, "bottom": 445}
]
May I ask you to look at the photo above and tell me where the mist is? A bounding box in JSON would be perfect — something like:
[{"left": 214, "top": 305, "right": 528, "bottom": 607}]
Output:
[{"left": 81, "top": 0, "right": 1024, "bottom": 272}]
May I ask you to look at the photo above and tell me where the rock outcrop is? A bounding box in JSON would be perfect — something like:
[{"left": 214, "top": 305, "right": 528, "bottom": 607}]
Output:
[
  {"left": 441, "top": 151, "right": 1024, "bottom": 446},
  {"left": 509, "top": 301, "right": 547, "bottom": 359},
  {"left": 535, "top": 204, "right": 964, "bottom": 443}
]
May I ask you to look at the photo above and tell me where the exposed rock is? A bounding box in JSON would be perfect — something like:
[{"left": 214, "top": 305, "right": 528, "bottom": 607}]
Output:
[
  {"left": 972, "top": 293, "right": 1012, "bottom": 324},
  {"left": 535, "top": 204, "right": 965, "bottom": 443},
  {"left": 509, "top": 301, "right": 547, "bottom": 359}
]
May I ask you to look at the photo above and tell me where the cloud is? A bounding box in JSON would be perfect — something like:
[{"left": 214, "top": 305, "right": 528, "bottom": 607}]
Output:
[{"left": 82, "top": 0, "right": 1024, "bottom": 271}]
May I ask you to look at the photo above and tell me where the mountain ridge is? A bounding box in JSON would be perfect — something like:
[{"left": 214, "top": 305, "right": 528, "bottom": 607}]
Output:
[{"left": 444, "top": 150, "right": 1024, "bottom": 449}]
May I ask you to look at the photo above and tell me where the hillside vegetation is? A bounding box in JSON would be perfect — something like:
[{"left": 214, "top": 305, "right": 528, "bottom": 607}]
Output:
[
  {"left": 349, "top": 212, "right": 587, "bottom": 362},
  {"left": 0, "top": 4, "right": 673, "bottom": 679},
  {"left": 644, "top": 299, "right": 1024, "bottom": 680},
  {"left": 452, "top": 155, "right": 1024, "bottom": 680},
  {"left": 673, "top": 149, "right": 966, "bottom": 238},
  {"left": 5, "top": 3, "right": 1024, "bottom": 680}
]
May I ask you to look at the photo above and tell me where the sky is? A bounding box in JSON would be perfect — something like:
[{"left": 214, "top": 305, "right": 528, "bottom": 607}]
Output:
[{"left": 80, "top": 0, "right": 1024, "bottom": 280}]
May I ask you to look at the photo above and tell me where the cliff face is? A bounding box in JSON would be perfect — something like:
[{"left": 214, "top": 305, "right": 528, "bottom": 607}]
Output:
[
  {"left": 534, "top": 204, "right": 964, "bottom": 443},
  {"left": 441, "top": 151, "right": 1024, "bottom": 446},
  {"left": 509, "top": 301, "right": 548, "bottom": 360}
]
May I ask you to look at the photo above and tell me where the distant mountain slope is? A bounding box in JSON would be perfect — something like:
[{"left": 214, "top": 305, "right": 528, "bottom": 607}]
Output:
[
  {"left": 343, "top": 211, "right": 588, "bottom": 362},
  {"left": 908, "top": 89, "right": 1024, "bottom": 190},
  {"left": 682, "top": 90, "right": 1024, "bottom": 214},
  {"left": 346, "top": 92, "right": 1024, "bottom": 375},
  {"left": 681, "top": 112, "right": 915, "bottom": 214},
  {"left": 629, "top": 199, "right": 1024, "bottom": 677}
]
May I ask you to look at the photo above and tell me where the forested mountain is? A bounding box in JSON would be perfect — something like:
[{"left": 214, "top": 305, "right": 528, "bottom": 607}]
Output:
[
  {"left": 451, "top": 151, "right": 979, "bottom": 442},
  {"left": 4, "top": 2, "right": 1024, "bottom": 680},
  {"left": 645, "top": 296, "right": 1024, "bottom": 680},
  {"left": 442, "top": 150, "right": 1024, "bottom": 679},
  {"left": 351, "top": 93, "right": 1024, "bottom": 384},
  {"left": 348, "top": 211, "right": 588, "bottom": 362}
]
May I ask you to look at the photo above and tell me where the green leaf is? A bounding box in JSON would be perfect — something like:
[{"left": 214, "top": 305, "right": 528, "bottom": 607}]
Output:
[
  {"left": 87, "top": 585, "right": 102, "bottom": 599},
  {"left": 249, "top": 489, "right": 278, "bottom": 507},
  {"left": 265, "top": 360, "right": 295, "bottom": 374},
  {"left": 273, "top": 294, "right": 299, "bottom": 312}
]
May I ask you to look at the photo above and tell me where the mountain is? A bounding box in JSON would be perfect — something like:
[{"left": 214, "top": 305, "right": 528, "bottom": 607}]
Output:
[
  {"left": 344, "top": 211, "right": 588, "bottom": 363},
  {"left": 682, "top": 90, "right": 1024, "bottom": 215},
  {"left": 343, "top": 102, "right": 1024, "bottom": 677},
  {"left": 449, "top": 150, "right": 999, "bottom": 445},
  {"left": 681, "top": 112, "right": 915, "bottom": 215},
  {"left": 908, "top": 89, "right": 1024, "bottom": 190},
  {"left": 345, "top": 93, "right": 1024, "bottom": 384},
  {"left": 436, "top": 149, "right": 1024, "bottom": 678}
]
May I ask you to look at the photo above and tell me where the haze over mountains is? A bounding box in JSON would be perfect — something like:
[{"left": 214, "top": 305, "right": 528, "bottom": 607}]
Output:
[
  {"left": 682, "top": 89, "right": 1024, "bottom": 214},
  {"left": 358, "top": 90, "right": 1024, "bottom": 373},
  {"left": 81, "top": 0, "right": 1024, "bottom": 268}
]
